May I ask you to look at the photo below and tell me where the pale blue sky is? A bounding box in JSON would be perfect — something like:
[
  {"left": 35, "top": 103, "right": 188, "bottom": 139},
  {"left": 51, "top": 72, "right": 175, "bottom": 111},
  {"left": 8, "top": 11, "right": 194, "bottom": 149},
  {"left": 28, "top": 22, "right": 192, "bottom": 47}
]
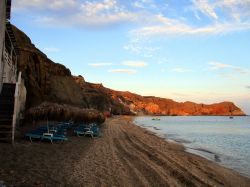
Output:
[{"left": 12, "top": 0, "right": 250, "bottom": 114}]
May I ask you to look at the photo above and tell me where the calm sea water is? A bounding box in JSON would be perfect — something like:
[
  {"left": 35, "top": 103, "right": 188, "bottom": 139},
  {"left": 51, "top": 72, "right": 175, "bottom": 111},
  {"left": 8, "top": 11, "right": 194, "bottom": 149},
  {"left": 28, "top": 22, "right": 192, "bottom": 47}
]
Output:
[{"left": 134, "top": 116, "right": 250, "bottom": 178}]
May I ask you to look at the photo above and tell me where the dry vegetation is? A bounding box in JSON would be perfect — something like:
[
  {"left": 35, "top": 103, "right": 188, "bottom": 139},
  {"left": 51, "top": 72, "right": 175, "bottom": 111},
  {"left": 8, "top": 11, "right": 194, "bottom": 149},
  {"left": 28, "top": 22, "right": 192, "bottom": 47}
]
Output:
[{"left": 25, "top": 102, "right": 105, "bottom": 124}]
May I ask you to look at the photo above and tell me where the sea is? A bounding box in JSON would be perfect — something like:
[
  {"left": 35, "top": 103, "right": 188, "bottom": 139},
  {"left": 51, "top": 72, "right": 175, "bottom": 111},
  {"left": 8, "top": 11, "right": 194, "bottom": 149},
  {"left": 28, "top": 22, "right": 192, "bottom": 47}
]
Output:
[{"left": 134, "top": 116, "right": 250, "bottom": 178}]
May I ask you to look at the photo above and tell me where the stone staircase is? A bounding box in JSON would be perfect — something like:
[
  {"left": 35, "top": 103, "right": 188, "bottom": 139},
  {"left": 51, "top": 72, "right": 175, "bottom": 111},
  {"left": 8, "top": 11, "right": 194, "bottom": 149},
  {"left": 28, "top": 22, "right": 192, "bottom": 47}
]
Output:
[{"left": 0, "top": 83, "right": 15, "bottom": 142}]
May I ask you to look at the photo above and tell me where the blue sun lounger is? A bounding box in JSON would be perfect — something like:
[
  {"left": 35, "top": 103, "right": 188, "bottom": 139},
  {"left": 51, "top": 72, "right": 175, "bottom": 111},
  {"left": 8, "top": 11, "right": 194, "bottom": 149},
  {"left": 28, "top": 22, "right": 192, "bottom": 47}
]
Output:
[
  {"left": 25, "top": 128, "right": 68, "bottom": 143},
  {"left": 74, "top": 125, "right": 100, "bottom": 138},
  {"left": 40, "top": 133, "right": 68, "bottom": 144},
  {"left": 25, "top": 130, "right": 43, "bottom": 142}
]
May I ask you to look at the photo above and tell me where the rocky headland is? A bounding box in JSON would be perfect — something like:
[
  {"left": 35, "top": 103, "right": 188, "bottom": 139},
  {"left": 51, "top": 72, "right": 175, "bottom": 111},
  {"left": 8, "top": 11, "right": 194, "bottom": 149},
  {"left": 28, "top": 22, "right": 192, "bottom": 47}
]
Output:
[{"left": 12, "top": 25, "right": 245, "bottom": 120}]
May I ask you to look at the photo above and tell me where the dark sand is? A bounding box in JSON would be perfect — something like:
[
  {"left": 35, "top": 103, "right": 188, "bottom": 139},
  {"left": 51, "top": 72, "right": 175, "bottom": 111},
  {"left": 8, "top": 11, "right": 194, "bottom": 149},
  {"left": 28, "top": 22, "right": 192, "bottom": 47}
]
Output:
[{"left": 0, "top": 116, "right": 250, "bottom": 186}]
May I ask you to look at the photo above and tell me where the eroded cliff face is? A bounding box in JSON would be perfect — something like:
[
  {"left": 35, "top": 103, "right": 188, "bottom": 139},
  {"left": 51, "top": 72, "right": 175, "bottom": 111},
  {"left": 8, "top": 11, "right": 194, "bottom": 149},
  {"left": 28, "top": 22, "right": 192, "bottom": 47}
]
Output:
[
  {"left": 12, "top": 26, "right": 71, "bottom": 107},
  {"left": 95, "top": 87, "right": 245, "bottom": 116},
  {"left": 12, "top": 25, "right": 246, "bottom": 116}
]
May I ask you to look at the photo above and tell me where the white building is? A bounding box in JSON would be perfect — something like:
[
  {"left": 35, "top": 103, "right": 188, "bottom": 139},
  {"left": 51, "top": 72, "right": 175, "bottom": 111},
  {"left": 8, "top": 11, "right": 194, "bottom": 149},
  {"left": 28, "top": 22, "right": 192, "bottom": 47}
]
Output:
[
  {"left": 0, "top": 0, "right": 18, "bottom": 90},
  {"left": 0, "top": 0, "right": 26, "bottom": 144}
]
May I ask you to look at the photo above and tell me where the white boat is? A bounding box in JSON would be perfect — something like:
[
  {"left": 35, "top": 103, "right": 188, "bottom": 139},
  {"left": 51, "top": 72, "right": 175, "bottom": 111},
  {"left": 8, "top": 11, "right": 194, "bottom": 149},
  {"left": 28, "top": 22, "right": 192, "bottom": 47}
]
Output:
[{"left": 152, "top": 118, "right": 160, "bottom": 121}]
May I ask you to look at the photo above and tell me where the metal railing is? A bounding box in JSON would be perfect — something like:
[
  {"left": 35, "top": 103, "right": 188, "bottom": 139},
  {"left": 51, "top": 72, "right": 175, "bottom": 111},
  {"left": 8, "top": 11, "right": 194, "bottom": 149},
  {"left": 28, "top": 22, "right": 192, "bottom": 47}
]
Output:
[
  {"left": 2, "top": 28, "right": 17, "bottom": 84},
  {"left": 3, "top": 47, "right": 16, "bottom": 83}
]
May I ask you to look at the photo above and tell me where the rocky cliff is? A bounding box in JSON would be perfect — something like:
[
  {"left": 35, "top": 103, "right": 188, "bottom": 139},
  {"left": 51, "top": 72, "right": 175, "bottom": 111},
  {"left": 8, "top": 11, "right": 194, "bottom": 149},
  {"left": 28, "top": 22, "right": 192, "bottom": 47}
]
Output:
[
  {"left": 83, "top": 84, "right": 245, "bottom": 116},
  {"left": 12, "top": 25, "right": 246, "bottom": 116}
]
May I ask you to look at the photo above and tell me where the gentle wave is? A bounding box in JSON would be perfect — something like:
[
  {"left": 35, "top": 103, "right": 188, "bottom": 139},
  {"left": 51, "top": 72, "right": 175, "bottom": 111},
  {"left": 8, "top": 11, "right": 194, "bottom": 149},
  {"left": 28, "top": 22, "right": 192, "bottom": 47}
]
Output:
[{"left": 134, "top": 116, "right": 250, "bottom": 178}]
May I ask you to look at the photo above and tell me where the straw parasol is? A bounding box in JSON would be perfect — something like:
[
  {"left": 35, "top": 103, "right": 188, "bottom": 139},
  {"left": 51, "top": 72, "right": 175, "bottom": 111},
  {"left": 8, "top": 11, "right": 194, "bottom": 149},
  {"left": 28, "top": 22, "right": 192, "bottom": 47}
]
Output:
[{"left": 25, "top": 102, "right": 105, "bottom": 125}]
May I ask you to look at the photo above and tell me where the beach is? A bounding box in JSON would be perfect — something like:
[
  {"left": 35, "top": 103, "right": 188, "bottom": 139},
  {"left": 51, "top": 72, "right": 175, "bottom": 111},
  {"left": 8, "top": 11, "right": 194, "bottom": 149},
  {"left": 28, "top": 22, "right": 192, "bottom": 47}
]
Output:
[{"left": 0, "top": 116, "right": 250, "bottom": 186}]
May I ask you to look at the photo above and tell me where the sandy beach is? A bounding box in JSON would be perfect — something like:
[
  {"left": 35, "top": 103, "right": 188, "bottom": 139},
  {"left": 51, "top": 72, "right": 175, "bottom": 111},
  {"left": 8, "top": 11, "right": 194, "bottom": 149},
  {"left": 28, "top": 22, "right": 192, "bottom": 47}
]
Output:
[{"left": 0, "top": 116, "right": 250, "bottom": 186}]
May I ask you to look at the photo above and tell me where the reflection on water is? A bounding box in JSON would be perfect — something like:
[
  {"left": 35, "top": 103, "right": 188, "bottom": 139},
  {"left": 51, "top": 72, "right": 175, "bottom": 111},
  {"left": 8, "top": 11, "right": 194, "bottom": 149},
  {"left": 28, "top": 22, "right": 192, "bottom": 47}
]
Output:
[{"left": 134, "top": 116, "right": 250, "bottom": 178}]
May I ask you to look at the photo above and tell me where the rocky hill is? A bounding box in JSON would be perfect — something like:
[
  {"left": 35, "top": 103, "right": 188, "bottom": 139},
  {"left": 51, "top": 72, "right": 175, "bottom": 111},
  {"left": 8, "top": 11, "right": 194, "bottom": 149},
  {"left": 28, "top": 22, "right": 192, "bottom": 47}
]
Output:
[{"left": 12, "top": 25, "right": 245, "bottom": 116}]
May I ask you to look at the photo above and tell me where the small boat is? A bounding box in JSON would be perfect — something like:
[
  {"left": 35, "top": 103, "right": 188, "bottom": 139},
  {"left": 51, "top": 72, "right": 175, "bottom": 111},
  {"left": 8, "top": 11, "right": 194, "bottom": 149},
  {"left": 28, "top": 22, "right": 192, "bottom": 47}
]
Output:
[
  {"left": 152, "top": 118, "right": 160, "bottom": 121},
  {"left": 229, "top": 116, "right": 234, "bottom": 119}
]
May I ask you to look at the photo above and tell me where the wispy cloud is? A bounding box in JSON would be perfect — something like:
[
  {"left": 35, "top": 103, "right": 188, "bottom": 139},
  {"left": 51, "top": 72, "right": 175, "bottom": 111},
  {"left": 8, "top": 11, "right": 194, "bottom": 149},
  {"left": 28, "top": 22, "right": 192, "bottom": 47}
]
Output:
[
  {"left": 15, "top": 0, "right": 139, "bottom": 28},
  {"left": 192, "top": 0, "right": 250, "bottom": 22},
  {"left": 43, "top": 47, "right": 60, "bottom": 53},
  {"left": 123, "top": 39, "right": 159, "bottom": 57},
  {"left": 193, "top": 0, "right": 218, "bottom": 20},
  {"left": 208, "top": 62, "right": 234, "bottom": 70},
  {"left": 88, "top": 63, "right": 113, "bottom": 67},
  {"left": 132, "top": 0, "right": 156, "bottom": 9},
  {"left": 171, "top": 68, "right": 191, "bottom": 73},
  {"left": 109, "top": 69, "right": 137, "bottom": 74},
  {"left": 208, "top": 61, "right": 250, "bottom": 77},
  {"left": 13, "top": 0, "right": 77, "bottom": 11},
  {"left": 122, "top": 60, "right": 147, "bottom": 67},
  {"left": 131, "top": 0, "right": 250, "bottom": 38},
  {"left": 246, "top": 86, "right": 250, "bottom": 89},
  {"left": 131, "top": 16, "right": 250, "bottom": 37},
  {"left": 13, "top": 0, "right": 250, "bottom": 35}
]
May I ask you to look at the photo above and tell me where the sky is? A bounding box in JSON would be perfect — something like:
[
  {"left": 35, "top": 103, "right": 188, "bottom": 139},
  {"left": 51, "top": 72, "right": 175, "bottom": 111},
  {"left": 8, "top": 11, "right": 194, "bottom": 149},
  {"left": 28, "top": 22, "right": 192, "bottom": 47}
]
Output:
[{"left": 11, "top": 0, "right": 250, "bottom": 114}]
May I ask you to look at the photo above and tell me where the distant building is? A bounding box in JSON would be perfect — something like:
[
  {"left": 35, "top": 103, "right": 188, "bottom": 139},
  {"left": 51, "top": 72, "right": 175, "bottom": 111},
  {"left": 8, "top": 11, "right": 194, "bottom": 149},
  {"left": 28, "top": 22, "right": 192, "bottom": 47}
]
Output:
[{"left": 0, "top": 0, "right": 26, "bottom": 144}]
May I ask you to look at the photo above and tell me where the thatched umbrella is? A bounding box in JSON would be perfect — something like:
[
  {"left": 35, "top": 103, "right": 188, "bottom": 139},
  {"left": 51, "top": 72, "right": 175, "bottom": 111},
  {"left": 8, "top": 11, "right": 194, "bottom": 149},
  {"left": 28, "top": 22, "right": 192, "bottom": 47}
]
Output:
[{"left": 25, "top": 102, "right": 105, "bottom": 125}]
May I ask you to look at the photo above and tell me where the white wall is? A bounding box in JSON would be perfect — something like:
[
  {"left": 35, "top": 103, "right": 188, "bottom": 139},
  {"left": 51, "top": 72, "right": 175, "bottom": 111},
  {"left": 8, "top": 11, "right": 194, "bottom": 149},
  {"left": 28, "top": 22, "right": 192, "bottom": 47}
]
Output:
[{"left": 0, "top": 0, "right": 6, "bottom": 92}]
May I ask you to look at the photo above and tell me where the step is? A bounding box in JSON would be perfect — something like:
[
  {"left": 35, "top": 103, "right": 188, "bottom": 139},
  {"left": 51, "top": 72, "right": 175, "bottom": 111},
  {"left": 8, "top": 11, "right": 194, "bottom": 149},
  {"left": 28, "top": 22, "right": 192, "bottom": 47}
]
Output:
[
  {"left": 0, "top": 105, "right": 14, "bottom": 110},
  {"left": 0, "top": 99, "right": 14, "bottom": 104},
  {"left": 0, "top": 104, "right": 14, "bottom": 109},
  {"left": 0, "top": 92, "right": 15, "bottom": 97},
  {"left": 0, "top": 131, "right": 12, "bottom": 134},
  {"left": 0, "top": 123, "right": 12, "bottom": 126},
  {"left": 0, "top": 107, "right": 14, "bottom": 112},
  {"left": 0, "top": 110, "right": 14, "bottom": 115},
  {"left": 0, "top": 137, "right": 11, "bottom": 143},
  {"left": 0, "top": 99, "right": 14, "bottom": 106},
  {"left": 1, "top": 86, "right": 15, "bottom": 90},
  {"left": 0, "top": 103, "right": 14, "bottom": 108},
  {"left": 0, "top": 96, "right": 15, "bottom": 102},
  {"left": 0, "top": 128, "right": 12, "bottom": 132},
  {"left": 0, "top": 114, "right": 13, "bottom": 119},
  {"left": 0, "top": 118, "right": 12, "bottom": 125},
  {"left": 0, "top": 124, "right": 12, "bottom": 128},
  {"left": 0, "top": 102, "right": 14, "bottom": 106},
  {"left": 2, "top": 83, "right": 16, "bottom": 90},
  {"left": 1, "top": 90, "right": 16, "bottom": 95}
]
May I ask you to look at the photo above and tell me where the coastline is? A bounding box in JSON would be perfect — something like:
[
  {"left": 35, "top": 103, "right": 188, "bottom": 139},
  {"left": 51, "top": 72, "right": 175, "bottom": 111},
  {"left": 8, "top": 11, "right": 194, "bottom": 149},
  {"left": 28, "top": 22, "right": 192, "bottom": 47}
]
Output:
[
  {"left": 0, "top": 115, "right": 249, "bottom": 186},
  {"left": 133, "top": 115, "right": 250, "bottom": 178}
]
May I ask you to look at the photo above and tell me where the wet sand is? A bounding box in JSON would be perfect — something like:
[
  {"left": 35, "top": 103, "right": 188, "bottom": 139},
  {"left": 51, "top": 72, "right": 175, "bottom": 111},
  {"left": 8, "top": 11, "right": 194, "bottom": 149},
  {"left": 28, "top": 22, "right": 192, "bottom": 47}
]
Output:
[{"left": 0, "top": 116, "right": 250, "bottom": 186}]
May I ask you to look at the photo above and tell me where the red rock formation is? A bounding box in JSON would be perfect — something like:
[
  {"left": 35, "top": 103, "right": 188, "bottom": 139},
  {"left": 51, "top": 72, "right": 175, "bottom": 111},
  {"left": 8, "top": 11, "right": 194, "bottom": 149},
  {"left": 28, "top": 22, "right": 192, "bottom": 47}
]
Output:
[{"left": 12, "top": 25, "right": 246, "bottom": 116}]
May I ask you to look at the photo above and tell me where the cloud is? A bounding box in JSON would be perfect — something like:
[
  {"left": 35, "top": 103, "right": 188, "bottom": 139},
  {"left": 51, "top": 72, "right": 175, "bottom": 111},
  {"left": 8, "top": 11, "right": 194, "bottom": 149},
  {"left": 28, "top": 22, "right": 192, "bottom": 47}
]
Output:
[
  {"left": 123, "top": 36, "right": 160, "bottom": 57},
  {"left": 208, "top": 61, "right": 250, "bottom": 76},
  {"left": 234, "top": 67, "right": 250, "bottom": 74},
  {"left": 132, "top": 0, "right": 156, "bottom": 9},
  {"left": 193, "top": 0, "right": 218, "bottom": 20},
  {"left": 20, "top": 0, "right": 139, "bottom": 28},
  {"left": 88, "top": 63, "right": 113, "bottom": 67},
  {"left": 13, "top": 0, "right": 77, "bottom": 11},
  {"left": 43, "top": 47, "right": 60, "bottom": 53},
  {"left": 192, "top": 0, "right": 250, "bottom": 23},
  {"left": 246, "top": 86, "right": 250, "bottom": 89},
  {"left": 109, "top": 69, "right": 137, "bottom": 74},
  {"left": 131, "top": 15, "right": 250, "bottom": 37},
  {"left": 13, "top": 0, "right": 250, "bottom": 48},
  {"left": 130, "top": 0, "right": 250, "bottom": 38},
  {"left": 14, "top": 0, "right": 250, "bottom": 35},
  {"left": 208, "top": 62, "right": 234, "bottom": 70},
  {"left": 214, "top": 0, "right": 250, "bottom": 21},
  {"left": 122, "top": 60, "right": 147, "bottom": 67},
  {"left": 171, "top": 68, "right": 191, "bottom": 73}
]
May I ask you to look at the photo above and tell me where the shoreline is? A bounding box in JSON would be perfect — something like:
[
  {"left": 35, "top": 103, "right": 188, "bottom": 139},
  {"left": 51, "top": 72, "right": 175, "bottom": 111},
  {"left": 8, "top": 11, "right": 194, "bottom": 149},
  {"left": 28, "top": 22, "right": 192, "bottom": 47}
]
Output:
[
  {"left": 134, "top": 120, "right": 224, "bottom": 166},
  {"left": 133, "top": 115, "right": 250, "bottom": 179},
  {"left": 0, "top": 116, "right": 249, "bottom": 186}
]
